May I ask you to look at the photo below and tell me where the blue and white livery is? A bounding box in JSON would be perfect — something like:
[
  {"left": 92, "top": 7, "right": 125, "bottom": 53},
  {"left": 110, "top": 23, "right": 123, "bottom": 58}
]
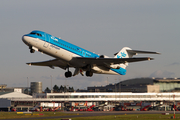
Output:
[{"left": 22, "top": 30, "right": 160, "bottom": 78}]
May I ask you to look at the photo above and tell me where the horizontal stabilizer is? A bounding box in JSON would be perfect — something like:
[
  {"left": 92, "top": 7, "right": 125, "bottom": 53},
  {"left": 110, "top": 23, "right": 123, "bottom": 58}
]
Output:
[
  {"left": 114, "top": 47, "right": 160, "bottom": 56},
  {"left": 127, "top": 50, "right": 160, "bottom": 55}
]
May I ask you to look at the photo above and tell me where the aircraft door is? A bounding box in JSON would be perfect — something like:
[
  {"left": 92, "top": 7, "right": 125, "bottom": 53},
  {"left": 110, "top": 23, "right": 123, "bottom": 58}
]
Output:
[{"left": 44, "top": 34, "right": 49, "bottom": 48}]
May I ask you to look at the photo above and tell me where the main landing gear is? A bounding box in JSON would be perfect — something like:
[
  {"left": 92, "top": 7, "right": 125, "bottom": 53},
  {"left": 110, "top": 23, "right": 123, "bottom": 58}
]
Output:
[
  {"left": 65, "top": 68, "right": 72, "bottom": 78},
  {"left": 86, "top": 71, "right": 93, "bottom": 77},
  {"left": 64, "top": 68, "right": 93, "bottom": 78}
]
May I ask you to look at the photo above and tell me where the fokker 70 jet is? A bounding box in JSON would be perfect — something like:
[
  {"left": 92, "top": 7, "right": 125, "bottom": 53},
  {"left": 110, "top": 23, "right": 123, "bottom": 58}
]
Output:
[{"left": 22, "top": 30, "right": 160, "bottom": 78}]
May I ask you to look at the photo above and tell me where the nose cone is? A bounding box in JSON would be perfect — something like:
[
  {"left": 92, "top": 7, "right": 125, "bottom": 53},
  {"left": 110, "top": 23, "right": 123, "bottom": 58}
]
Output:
[
  {"left": 22, "top": 35, "right": 29, "bottom": 45},
  {"left": 22, "top": 35, "right": 25, "bottom": 42}
]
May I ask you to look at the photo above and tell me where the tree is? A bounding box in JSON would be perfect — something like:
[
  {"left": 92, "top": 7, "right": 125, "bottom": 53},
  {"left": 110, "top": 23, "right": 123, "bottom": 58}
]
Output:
[
  {"left": 58, "top": 85, "right": 63, "bottom": 92},
  {"left": 53, "top": 85, "right": 59, "bottom": 92},
  {"left": 64, "top": 86, "right": 67, "bottom": 92},
  {"left": 44, "top": 87, "right": 51, "bottom": 93},
  {"left": 69, "top": 87, "right": 74, "bottom": 92}
]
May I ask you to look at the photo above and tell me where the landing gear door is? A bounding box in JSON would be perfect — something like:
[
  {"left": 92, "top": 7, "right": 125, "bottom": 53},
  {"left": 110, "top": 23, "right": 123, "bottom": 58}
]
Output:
[{"left": 44, "top": 34, "right": 49, "bottom": 48}]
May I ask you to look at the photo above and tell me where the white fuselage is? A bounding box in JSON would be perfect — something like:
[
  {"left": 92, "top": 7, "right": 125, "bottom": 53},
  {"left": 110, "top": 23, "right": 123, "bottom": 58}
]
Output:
[{"left": 22, "top": 35, "right": 118, "bottom": 75}]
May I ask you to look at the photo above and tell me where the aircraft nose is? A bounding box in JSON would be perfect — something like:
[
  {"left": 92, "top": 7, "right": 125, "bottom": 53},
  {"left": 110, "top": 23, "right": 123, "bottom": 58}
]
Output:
[
  {"left": 22, "top": 35, "right": 28, "bottom": 45},
  {"left": 22, "top": 35, "right": 25, "bottom": 42}
]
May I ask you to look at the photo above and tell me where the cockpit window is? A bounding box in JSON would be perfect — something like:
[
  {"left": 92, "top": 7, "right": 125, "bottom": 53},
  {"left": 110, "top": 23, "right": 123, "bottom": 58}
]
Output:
[
  {"left": 30, "top": 32, "right": 42, "bottom": 37},
  {"left": 30, "top": 32, "right": 36, "bottom": 35}
]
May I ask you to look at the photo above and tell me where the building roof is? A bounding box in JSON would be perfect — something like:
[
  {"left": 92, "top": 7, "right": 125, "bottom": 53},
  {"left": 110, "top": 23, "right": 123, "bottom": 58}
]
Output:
[
  {"left": 0, "top": 92, "right": 12, "bottom": 95},
  {"left": 88, "top": 78, "right": 180, "bottom": 93},
  {"left": 154, "top": 78, "right": 180, "bottom": 83},
  {"left": 0, "top": 92, "right": 32, "bottom": 98},
  {"left": 120, "top": 78, "right": 154, "bottom": 86}
]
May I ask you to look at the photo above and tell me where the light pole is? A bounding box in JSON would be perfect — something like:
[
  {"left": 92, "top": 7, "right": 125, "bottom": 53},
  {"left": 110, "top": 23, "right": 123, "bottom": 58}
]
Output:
[
  {"left": 115, "top": 78, "right": 117, "bottom": 92},
  {"left": 50, "top": 75, "right": 52, "bottom": 93},
  {"left": 119, "top": 78, "right": 121, "bottom": 92},
  {"left": 27, "top": 77, "right": 29, "bottom": 94},
  {"left": 107, "top": 77, "right": 109, "bottom": 85}
]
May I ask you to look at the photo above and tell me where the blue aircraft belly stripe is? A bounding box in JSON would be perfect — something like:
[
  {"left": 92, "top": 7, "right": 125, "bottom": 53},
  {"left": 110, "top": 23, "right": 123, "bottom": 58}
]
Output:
[
  {"left": 24, "top": 30, "right": 126, "bottom": 75},
  {"left": 110, "top": 68, "right": 126, "bottom": 75}
]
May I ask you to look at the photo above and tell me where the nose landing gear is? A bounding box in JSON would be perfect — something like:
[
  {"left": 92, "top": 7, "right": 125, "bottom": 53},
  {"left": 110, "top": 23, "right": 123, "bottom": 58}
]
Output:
[
  {"left": 30, "top": 49, "right": 35, "bottom": 53},
  {"left": 29, "top": 46, "right": 35, "bottom": 53}
]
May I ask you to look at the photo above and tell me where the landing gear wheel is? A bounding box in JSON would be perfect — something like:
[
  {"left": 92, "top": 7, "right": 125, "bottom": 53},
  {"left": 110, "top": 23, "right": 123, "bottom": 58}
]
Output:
[
  {"left": 86, "top": 71, "right": 93, "bottom": 77},
  {"left": 65, "top": 71, "right": 72, "bottom": 78},
  {"left": 30, "top": 49, "right": 35, "bottom": 53}
]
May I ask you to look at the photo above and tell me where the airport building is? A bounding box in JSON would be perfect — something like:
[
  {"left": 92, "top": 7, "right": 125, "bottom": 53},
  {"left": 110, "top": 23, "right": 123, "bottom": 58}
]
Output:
[
  {"left": 0, "top": 82, "right": 42, "bottom": 95},
  {"left": 0, "top": 84, "right": 27, "bottom": 93},
  {"left": 30, "top": 82, "right": 42, "bottom": 94},
  {"left": 0, "top": 92, "right": 180, "bottom": 111},
  {"left": 88, "top": 78, "right": 180, "bottom": 93},
  {"left": 0, "top": 78, "right": 180, "bottom": 111}
]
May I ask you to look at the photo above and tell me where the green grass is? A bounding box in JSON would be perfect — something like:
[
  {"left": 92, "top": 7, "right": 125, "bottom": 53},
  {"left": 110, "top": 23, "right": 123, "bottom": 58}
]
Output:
[
  {"left": 0, "top": 112, "right": 179, "bottom": 120},
  {"left": 43, "top": 114, "right": 180, "bottom": 120},
  {"left": 72, "top": 114, "right": 180, "bottom": 120},
  {"left": 0, "top": 112, "right": 77, "bottom": 119}
]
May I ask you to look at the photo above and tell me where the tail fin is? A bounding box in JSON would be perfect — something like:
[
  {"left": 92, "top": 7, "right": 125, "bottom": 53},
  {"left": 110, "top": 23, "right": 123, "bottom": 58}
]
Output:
[
  {"left": 114, "top": 47, "right": 132, "bottom": 69},
  {"left": 114, "top": 47, "right": 133, "bottom": 58},
  {"left": 114, "top": 47, "right": 160, "bottom": 69},
  {"left": 114, "top": 47, "right": 160, "bottom": 58}
]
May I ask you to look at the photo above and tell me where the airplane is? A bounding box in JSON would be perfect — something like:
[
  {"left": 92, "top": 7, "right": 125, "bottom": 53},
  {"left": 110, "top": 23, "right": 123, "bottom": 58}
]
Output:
[{"left": 22, "top": 30, "right": 160, "bottom": 78}]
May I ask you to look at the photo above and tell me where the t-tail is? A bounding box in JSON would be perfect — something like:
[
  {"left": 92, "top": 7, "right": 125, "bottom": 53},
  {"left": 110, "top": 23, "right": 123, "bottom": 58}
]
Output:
[{"left": 114, "top": 47, "right": 160, "bottom": 69}]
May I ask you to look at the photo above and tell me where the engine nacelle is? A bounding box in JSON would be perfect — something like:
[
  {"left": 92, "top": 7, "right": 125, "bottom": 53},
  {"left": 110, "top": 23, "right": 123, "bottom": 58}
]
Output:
[{"left": 99, "top": 55, "right": 109, "bottom": 58}]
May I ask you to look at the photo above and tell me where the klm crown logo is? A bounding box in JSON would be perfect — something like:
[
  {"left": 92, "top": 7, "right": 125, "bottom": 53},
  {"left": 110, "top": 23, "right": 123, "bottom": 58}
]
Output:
[
  {"left": 121, "top": 52, "right": 126, "bottom": 57},
  {"left": 117, "top": 52, "right": 126, "bottom": 58}
]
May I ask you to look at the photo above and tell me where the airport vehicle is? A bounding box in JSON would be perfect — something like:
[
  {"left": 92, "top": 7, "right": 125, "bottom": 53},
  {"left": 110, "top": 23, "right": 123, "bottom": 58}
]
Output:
[
  {"left": 86, "top": 105, "right": 95, "bottom": 111},
  {"left": 22, "top": 30, "right": 160, "bottom": 78},
  {"left": 141, "top": 105, "right": 151, "bottom": 111}
]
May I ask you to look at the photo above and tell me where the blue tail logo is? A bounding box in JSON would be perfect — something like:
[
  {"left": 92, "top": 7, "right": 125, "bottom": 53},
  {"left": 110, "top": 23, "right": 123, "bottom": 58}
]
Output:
[
  {"left": 117, "top": 52, "right": 126, "bottom": 58},
  {"left": 121, "top": 52, "right": 126, "bottom": 57}
]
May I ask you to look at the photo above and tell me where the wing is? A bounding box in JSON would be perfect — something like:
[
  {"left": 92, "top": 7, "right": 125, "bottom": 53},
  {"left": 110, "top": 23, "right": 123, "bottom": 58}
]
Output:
[
  {"left": 74, "top": 57, "right": 153, "bottom": 65},
  {"left": 26, "top": 59, "right": 68, "bottom": 70}
]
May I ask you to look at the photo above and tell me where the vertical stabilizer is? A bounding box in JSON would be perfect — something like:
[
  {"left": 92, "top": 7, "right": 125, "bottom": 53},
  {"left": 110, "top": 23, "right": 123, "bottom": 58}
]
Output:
[
  {"left": 114, "top": 47, "right": 133, "bottom": 58},
  {"left": 114, "top": 47, "right": 133, "bottom": 69}
]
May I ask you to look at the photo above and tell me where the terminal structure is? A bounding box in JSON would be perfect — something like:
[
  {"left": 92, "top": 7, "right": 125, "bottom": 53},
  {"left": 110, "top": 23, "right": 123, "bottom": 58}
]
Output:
[{"left": 0, "top": 78, "right": 180, "bottom": 111}]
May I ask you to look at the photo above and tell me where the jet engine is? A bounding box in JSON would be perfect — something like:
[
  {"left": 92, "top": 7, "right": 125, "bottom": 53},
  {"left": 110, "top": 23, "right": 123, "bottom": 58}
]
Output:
[{"left": 99, "top": 55, "right": 109, "bottom": 58}]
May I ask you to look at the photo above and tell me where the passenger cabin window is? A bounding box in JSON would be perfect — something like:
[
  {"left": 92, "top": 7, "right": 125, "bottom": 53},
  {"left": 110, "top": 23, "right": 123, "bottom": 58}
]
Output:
[{"left": 36, "top": 33, "right": 42, "bottom": 37}]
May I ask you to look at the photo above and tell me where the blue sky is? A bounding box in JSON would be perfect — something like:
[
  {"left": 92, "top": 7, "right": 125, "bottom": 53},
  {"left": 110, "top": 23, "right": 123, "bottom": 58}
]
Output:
[{"left": 0, "top": 0, "right": 180, "bottom": 90}]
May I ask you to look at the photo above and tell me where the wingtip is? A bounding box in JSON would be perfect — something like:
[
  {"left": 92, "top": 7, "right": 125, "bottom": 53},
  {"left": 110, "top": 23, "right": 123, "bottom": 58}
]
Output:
[
  {"left": 149, "top": 57, "right": 154, "bottom": 60},
  {"left": 26, "top": 63, "right": 31, "bottom": 66},
  {"left": 157, "top": 52, "right": 161, "bottom": 55}
]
